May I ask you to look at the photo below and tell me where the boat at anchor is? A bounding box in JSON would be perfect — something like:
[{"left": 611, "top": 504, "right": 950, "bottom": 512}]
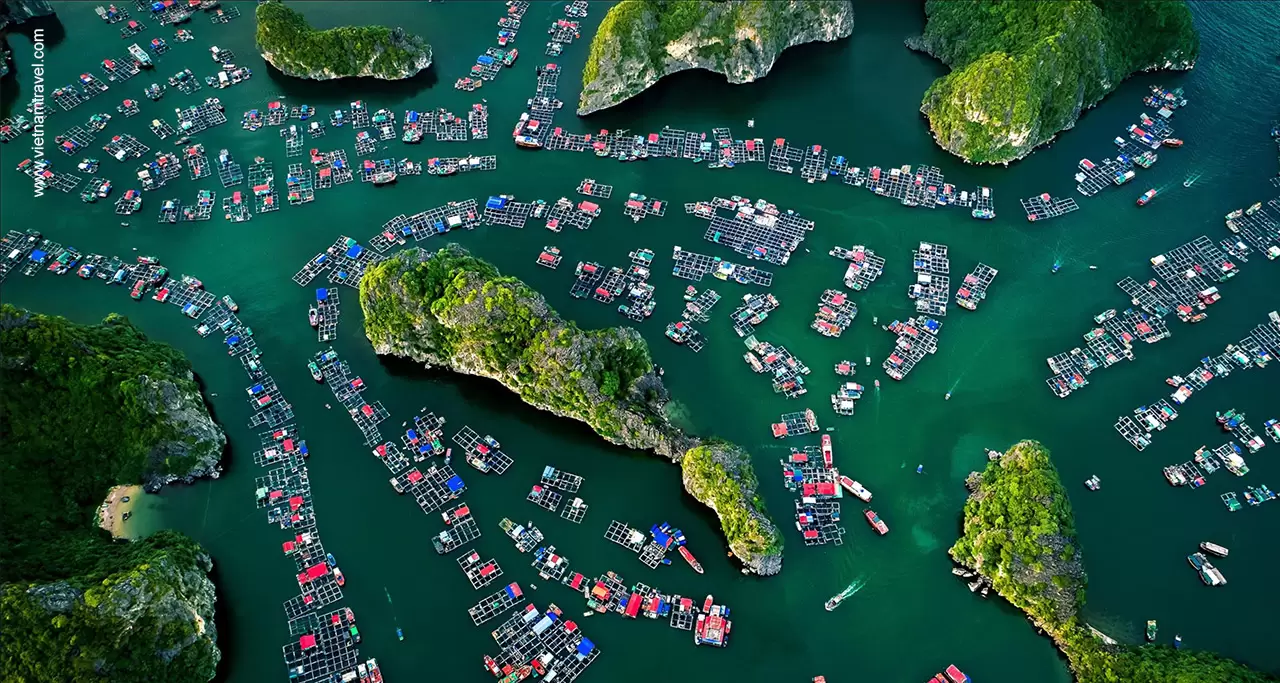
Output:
[{"left": 679, "top": 546, "right": 703, "bottom": 574}]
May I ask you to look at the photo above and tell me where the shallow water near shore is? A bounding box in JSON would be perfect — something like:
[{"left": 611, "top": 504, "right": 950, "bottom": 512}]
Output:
[{"left": 3, "top": 2, "right": 1280, "bottom": 682}]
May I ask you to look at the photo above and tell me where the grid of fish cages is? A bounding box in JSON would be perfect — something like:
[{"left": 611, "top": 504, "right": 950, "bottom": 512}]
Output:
[
  {"left": 459, "top": 551, "right": 504, "bottom": 590},
  {"left": 671, "top": 246, "right": 773, "bottom": 286},
  {"left": 433, "top": 504, "right": 482, "bottom": 554},
  {"left": 560, "top": 497, "right": 588, "bottom": 524}
]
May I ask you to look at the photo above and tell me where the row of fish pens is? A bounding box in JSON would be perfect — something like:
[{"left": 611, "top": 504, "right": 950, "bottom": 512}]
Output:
[{"left": 0, "top": 229, "right": 378, "bottom": 682}]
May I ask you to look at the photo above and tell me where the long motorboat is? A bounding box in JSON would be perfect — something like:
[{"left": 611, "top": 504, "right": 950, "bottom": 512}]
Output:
[
  {"left": 678, "top": 546, "right": 703, "bottom": 574},
  {"left": 838, "top": 475, "right": 872, "bottom": 502},
  {"left": 821, "top": 434, "right": 833, "bottom": 469},
  {"left": 1199, "top": 541, "right": 1229, "bottom": 558},
  {"left": 823, "top": 578, "right": 864, "bottom": 611}
]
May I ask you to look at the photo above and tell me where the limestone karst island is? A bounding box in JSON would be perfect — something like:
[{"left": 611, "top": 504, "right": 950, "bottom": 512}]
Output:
[{"left": 1, "top": 1, "right": 1278, "bottom": 682}]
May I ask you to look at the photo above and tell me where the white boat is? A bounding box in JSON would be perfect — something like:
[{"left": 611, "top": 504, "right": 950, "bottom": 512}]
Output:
[{"left": 1199, "top": 541, "right": 1228, "bottom": 558}]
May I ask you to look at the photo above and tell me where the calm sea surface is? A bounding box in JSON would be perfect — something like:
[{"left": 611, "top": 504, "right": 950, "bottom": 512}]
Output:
[{"left": 2, "top": 2, "right": 1279, "bottom": 682}]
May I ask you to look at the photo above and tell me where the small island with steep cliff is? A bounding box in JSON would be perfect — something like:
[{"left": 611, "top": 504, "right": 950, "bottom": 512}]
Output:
[
  {"left": 579, "top": 0, "right": 853, "bottom": 115},
  {"left": 360, "top": 246, "right": 783, "bottom": 574},
  {"left": 255, "top": 0, "right": 431, "bottom": 81},
  {"left": 0, "top": 306, "right": 224, "bottom": 682},
  {"left": 909, "top": 0, "right": 1199, "bottom": 164},
  {"left": 954, "top": 440, "right": 1273, "bottom": 682}
]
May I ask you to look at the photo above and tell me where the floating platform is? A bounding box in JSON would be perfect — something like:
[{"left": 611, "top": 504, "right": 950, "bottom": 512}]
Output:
[
  {"left": 622, "top": 193, "right": 666, "bottom": 222},
  {"left": 499, "top": 518, "right": 544, "bottom": 553},
  {"left": 369, "top": 199, "right": 481, "bottom": 251},
  {"left": 1115, "top": 415, "right": 1150, "bottom": 451},
  {"left": 682, "top": 287, "right": 721, "bottom": 323},
  {"left": 746, "top": 336, "right": 811, "bottom": 398},
  {"left": 280, "top": 609, "right": 360, "bottom": 683},
  {"left": 246, "top": 158, "right": 278, "bottom": 213},
  {"left": 484, "top": 603, "right": 599, "bottom": 683},
  {"left": 604, "top": 520, "right": 647, "bottom": 553},
  {"left": 353, "top": 130, "right": 378, "bottom": 157},
  {"left": 217, "top": 149, "right": 244, "bottom": 187},
  {"left": 540, "top": 465, "right": 584, "bottom": 493},
  {"left": 882, "top": 316, "right": 943, "bottom": 381},
  {"left": 314, "top": 288, "right": 339, "bottom": 343},
  {"left": 672, "top": 246, "right": 773, "bottom": 286},
  {"left": 576, "top": 178, "right": 612, "bottom": 199},
  {"left": 454, "top": 426, "right": 514, "bottom": 475},
  {"left": 372, "top": 441, "right": 411, "bottom": 474},
  {"left": 531, "top": 546, "right": 570, "bottom": 582},
  {"left": 458, "top": 551, "right": 504, "bottom": 590},
  {"left": 956, "top": 263, "right": 998, "bottom": 311},
  {"left": 433, "top": 504, "right": 481, "bottom": 554},
  {"left": 909, "top": 241, "right": 950, "bottom": 317},
  {"left": 470, "top": 584, "right": 526, "bottom": 626},
  {"left": 730, "top": 292, "right": 779, "bottom": 337},
  {"left": 1021, "top": 193, "right": 1080, "bottom": 221},
  {"left": 560, "top": 497, "right": 588, "bottom": 524},
  {"left": 527, "top": 485, "right": 563, "bottom": 512},
  {"left": 774, "top": 409, "right": 819, "bottom": 438},
  {"left": 183, "top": 143, "right": 210, "bottom": 180},
  {"left": 483, "top": 195, "right": 538, "bottom": 228},
  {"left": 811, "top": 289, "right": 856, "bottom": 337},
  {"left": 831, "top": 245, "right": 886, "bottom": 291},
  {"left": 688, "top": 195, "right": 814, "bottom": 266},
  {"left": 175, "top": 101, "right": 227, "bottom": 134},
  {"left": 286, "top": 163, "right": 315, "bottom": 205},
  {"left": 103, "top": 133, "right": 150, "bottom": 161}
]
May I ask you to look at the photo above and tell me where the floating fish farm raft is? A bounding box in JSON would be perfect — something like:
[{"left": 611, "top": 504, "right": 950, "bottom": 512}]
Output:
[
  {"left": 184, "top": 143, "right": 210, "bottom": 180},
  {"left": 247, "top": 158, "right": 278, "bottom": 213},
  {"left": 686, "top": 195, "right": 814, "bottom": 265},
  {"left": 560, "top": 497, "right": 588, "bottom": 524},
  {"left": 483, "top": 194, "right": 539, "bottom": 228},
  {"left": 314, "top": 349, "right": 390, "bottom": 447},
  {"left": 469, "top": 583, "right": 526, "bottom": 626},
  {"left": 664, "top": 320, "right": 705, "bottom": 353},
  {"left": 909, "top": 241, "right": 951, "bottom": 317},
  {"left": 671, "top": 246, "right": 773, "bottom": 286},
  {"left": 544, "top": 197, "right": 599, "bottom": 231},
  {"left": 292, "top": 236, "right": 384, "bottom": 287},
  {"left": 744, "top": 336, "right": 811, "bottom": 398},
  {"left": 531, "top": 545, "right": 570, "bottom": 582},
  {"left": 576, "top": 178, "right": 612, "bottom": 198},
  {"left": 1225, "top": 198, "right": 1280, "bottom": 256},
  {"left": 772, "top": 409, "right": 818, "bottom": 438},
  {"left": 730, "top": 292, "right": 779, "bottom": 337},
  {"left": 830, "top": 244, "right": 885, "bottom": 292},
  {"left": 540, "top": 465, "right": 583, "bottom": 493},
  {"left": 458, "top": 551, "right": 504, "bottom": 590},
  {"left": 1021, "top": 193, "right": 1080, "bottom": 221},
  {"left": 681, "top": 287, "right": 721, "bottom": 323},
  {"left": 433, "top": 504, "right": 482, "bottom": 554},
  {"left": 956, "top": 263, "right": 998, "bottom": 311},
  {"left": 622, "top": 193, "right": 666, "bottom": 222},
  {"left": 454, "top": 426, "right": 514, "bottom": 475},
  {"left": 104, "top": 133, "right": 150, "bottom": 161},
  {"left": 527, "top": 484, "right": 562, "bottom": 512},
  {"left": 217, "top": 149, "right": 244, "bottom": 187},
  {"left": 500, "top": 518, "right": 544, "bottom": 554},
  {"left": 371, "top": 200, "right": 481, "bottom": 251},
  {"left": 883, "top": 316, "right": 942, "bottom": 381},
  {"left": 811, "top": 289, "right": 856, "bottom": 337},
  {"left": 483, "top": 603, "right": 599, "bottom": 682}
]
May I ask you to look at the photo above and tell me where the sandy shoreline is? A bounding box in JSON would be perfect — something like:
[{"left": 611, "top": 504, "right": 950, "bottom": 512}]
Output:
[{"left": 99, "top": 484, "right": 143, "bottom": 539}]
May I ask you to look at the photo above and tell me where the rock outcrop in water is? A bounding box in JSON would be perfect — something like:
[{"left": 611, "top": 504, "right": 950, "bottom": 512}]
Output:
[
  {"left": 0, "top": 0, "right": 56, "bottom": 78},
  {"left": 360, "top": 247, "right": 784, "bottom": 574},
  {"left": 908, "top": 0, "right": 1198, "bottom": 164},
  {"left": 953, "top": 441, "right": 1271, "bottom": 682},
  {"left": 255, "top": 0, "right": 431, "bottom": 81},
  {"left": 579, "top": 0, "right": 854, "bottom": 116}
]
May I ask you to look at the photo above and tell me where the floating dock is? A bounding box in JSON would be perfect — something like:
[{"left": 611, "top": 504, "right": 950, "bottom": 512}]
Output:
[
  {"left": 469, "top": 583, "right": 526, "bottom": 626},
  {"left": 687, "top": 196, "right": 814, "bottom": 266},
  {"left": 830, "top": 245, "right": 886, "bottom": 292},
  {"left": 527, "top": 485, "right": 563, "bottom": 512},
  {"left": 883, "top": 316, "right": 943, "bottom": 381},
  {"left": 454, "top": 426, "right": 514, "bottom": 475},
  {"left": 811, "top": 289, "right": 856, "bottom": 337},
  {"left": 1021, "top": 193, "right": 1080, "bottom": 221},
  {"left": 576, "top": 178, "right": 612, "bottom": 199},
  {"left": 433, "top": 504, "right": 482, "bottom": 554},
  {"left": 730, "top": 292, "right": 779, "bottom": 337},
  {"left": 499, "top": 518, "right": 544, "bottom": 553},
  {"left": 484, "top": 603, "right": 599, "bottom": 683},
  {"left": 745, "top": 336, "right": 811, "bottom": 398},
  {"left": 483, "top": 195, "right": 538, "bottom": 228},
  {"left": 531, "top": 546, "right": 570, "bottom": 582},
  {"left": 956, "top": 263, "right": 998, "bottom": 311},
  {"left": 560, "top": 497, "right": 588, "bottom": 524},
  {"left": 671, "top": 246, "right": 773, "bottom": 286},
  {"left": 314, "top": 288, "right": 339, "bottom": 343},
  {"left": 681, "top": 287, "right": 721, "bottom": 323},
  {"left": 773, "top": 409, "right": 819, "bottom": 438},
  {"left": 540, "top": 465, "right": 584, "bottom": 493},
  {"left": 909, "top": 241, "right": 951, "bottom": 317},
  {"left": 458, "top": 551, "right": 504, "bottom": 590},
  {"left": 622, "top": 193, "right": 666, "bottom": 222}
]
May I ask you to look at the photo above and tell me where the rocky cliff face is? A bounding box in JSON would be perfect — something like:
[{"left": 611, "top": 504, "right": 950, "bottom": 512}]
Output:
[
  {"left": 9, "top": 537, "right": 220, "bottom": 680},
  {"left": 137, "top": 372, "right": 226, "bottom": 492},
  {"left": 361, "top": 247, "right": 783, "bottom": 574},
  {"left": 0, "top": 0, "right": 56, "bottom": 78},
  {"left": 579, "top": 0, "right": 853, "bottom": 115},
  {"left": 260, "top": 32, "right": 432, "bottom": 81},
  {"left": 908, "top": 0, "right": 1198, "bottom": 164}
]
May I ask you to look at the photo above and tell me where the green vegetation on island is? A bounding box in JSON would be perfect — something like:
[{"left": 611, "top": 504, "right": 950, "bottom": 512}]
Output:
[
  {"left": 954, "top": 441, "right": 1274, "bottom": 682},
  {"left": 360, "top": 246, "right": 783, "bottom": 573},
  {"left": 682, "top": 441, "right": 783, "bottom": 562},
  {"left": 580, "top": 0, "right": 853, "bottom": 115},
  {"left": 0, "top": 306, "right": 222, "bottom": 681},
  {"left": 255, "top": 0, "right": 431, "bottom": 81},
  {"left": 910, "top": 1, "right": 1199, "bottom": 164}
]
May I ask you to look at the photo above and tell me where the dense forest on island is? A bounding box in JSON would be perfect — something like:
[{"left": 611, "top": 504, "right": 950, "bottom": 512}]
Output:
[
  {"left": 580, "top": 0, "right": 852, "bottom": 114},
  {"left": 954, "top": 441, "right": 1275, "bottom": 682},
  {"left": 911, "top": 0, "right": 1199, "bottom": 163},
  {"left": 255, "top": 0, "right": 431, "bottom": 80},
  {"left": 0, "top": 306, "right": 221, "bottom": 682},
  {"left": 361, "top": 247, "right": 783, "bottom": 572}
]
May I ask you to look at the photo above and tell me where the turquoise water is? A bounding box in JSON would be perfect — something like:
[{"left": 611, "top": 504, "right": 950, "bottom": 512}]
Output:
[{"left": 2, "top": 2, "right": 1279, "bottom": 681}]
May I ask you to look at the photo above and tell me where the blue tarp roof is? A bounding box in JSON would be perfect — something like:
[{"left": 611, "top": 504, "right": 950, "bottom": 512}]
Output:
[
  {"left": 226, "top": 335, "right": 241, "bottom": 345},
  {"left": 250, "top": 384, "right": 263, "bottom": 393},
  {"left": 446, "top": 475, "right": 465, "bottom": 492},
  {"left": 486, "top": 196, "right": 508, "bottom": 209},
  {"left": 434, "top": 220, "right": 446, "bottom": 233},
  {"left": 299, "top": 442, "right": 309, "bottom": 455},
  {"left": 30, "top": 250, "right": 46, "bottom": 261},
  {"left": 407, "top": 111, "right": 420, "bottom": 123},
  {"left": 332, "top": 159, "right": 345, "bottom": 169},
  {"left": 345, "top": 244, "right": 364, "bottom": 258},
  {"left": 503, "top": 585, "right": 517, "bottom": 599},
  {"left": 407, "top": 429, "right": 418, "bottom": 440},
  {"left": 476, "top": 55, "right": 495, "bottom": 65},
  {"left": 316, "top": 288, "right": 329, "bottom": 301},
  {"left": 314, "top": 253, "right": 328, "bottom": 264},
  {"left": 576, "top": 639, "right": 595, "bottom": 656}
]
